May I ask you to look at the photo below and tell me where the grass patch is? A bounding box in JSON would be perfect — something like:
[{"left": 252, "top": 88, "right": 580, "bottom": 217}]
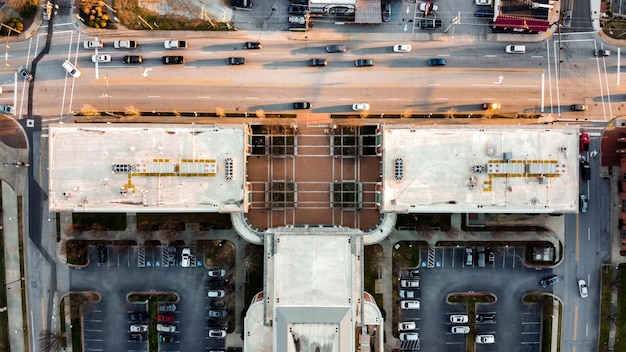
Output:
[
  {"left": 65, "top": 240, "right": 89, "bottom": 266},
  {"left": 136, "top": 213, "right": 232, "bottom": 231},
  {"left": 67, "top": 292, "right": 100, "bottom": 352},
  {"left": 615, "top": 264, "right": 626, "bottom": 351},
  {"left": 59, "top": 301, "right": 67, "bottom": 347},
  {"left": 523, "top": 293, "right": 559, "bottom": 352},
  {"left": 363, "top": 245, "right": 384, "bottom": 320},
  {"left": 72, "top": 213, "right": 127, "bottom": 231},
  {"left": 447, "top": 293, "right": 496, "bottom": 304},
  {"left": 600, "top": 265, "right": 613, "bottom": 352}
]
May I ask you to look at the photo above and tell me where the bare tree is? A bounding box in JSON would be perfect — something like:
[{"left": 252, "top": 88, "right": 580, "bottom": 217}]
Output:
[
  {"left": 65, "top": 224, "right": 83, "bottom": 238},
  {"left": 6, "top": 0, "right": 35, "bottom": 12},
  {"left": 91, "top": 223, "right": 106, "bottom": 238},
  {"left": 39, "top": 330, "right": 65, "bottom": 352}
]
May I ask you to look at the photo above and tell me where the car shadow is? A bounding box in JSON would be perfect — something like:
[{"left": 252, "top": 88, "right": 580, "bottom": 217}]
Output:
[{"left": 201, "top": 44, "right": 248, "bottom": 52}]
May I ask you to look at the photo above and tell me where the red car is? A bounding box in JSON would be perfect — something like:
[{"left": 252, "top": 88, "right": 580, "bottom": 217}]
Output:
[
  {"left": 158, "top": 313, "right": 174, "bottom": 323},
  {"left": 580, "top": 133, "right": 590, "bottom": 152}
]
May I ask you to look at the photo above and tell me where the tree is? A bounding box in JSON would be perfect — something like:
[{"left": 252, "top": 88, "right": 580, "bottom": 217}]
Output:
[{"left": 39, "top": 330, "right": 65, "bottom": 352}]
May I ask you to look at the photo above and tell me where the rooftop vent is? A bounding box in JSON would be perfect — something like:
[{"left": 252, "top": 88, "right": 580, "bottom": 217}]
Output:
[
  {"left": 394, "top": 158, "right": 403, "bottom": 180},
  {"left": 225, "top": 158, "right": 233, "bottom": 180}
]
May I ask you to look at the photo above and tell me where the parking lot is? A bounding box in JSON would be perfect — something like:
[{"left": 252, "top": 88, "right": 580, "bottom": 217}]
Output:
[
  {"left": 75, "top": 244, "right": 232, "bottom": 352},
  {"left": 395, "top": 245, "right": 546, "bottom": 352}
]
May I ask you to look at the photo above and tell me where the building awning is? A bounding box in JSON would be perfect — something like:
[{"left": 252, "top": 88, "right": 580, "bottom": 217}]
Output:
[
  {"left": 355, "top": 0, "right": 381, "bottom": 24},
  {"left": 494, "top": 15, "right": 550, "bottom": 32}
]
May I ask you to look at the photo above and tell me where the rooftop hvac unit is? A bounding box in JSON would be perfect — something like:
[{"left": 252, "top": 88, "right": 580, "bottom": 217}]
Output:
[
  {"left": 487, "top": 147, "right": 495, "bottom": 156},
  {"left": 539, "top": 176, "right": 548, "bottom": 184},
  {"left": 503, "top": 152, "right": 512, "bottom": 160}
]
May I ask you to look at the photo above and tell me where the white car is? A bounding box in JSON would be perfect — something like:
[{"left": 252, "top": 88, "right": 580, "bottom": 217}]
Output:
[
  {"left": 399, "top": 332, "right": 419, "bottom": 341},
  {"left": 91, "top": 55, "right": 112, "bottom": 63},
  {"left": 578, "top": 279, "right": 588, "bottom": 298},
  {"left": 208, "top": 290, "right": 225, "bottom": 298},
  {"left": 505, "top": 45, "right": 526, "bottom": 54},
  {"left": 208, "top": 329, "right": 226, "bottom": 338},
  {"left": 451, "top": 326, "right": 470, "bottom": 334},
  {"left": 393, "top": 44, "right": 412, "bottom": 53},
  {"left": 352, "top": 103, "right": 370, "bottom": 111},
  {"left": 156, "top": 324, "right": 176, "bottom": 333},
  {"left": 83, "top": 40, "right": 103, "bottom": 49},
  {"left": 476, "top": 334, "right": 495, "bottom": 344},
  {"left": 400, "top": 279, "right": 419, "bottom": 288},
  {"left": 419, "top": 2, "right": 439, "bottom": 13},
  {"left": 398, "top": 321, "right": 416, "bottom": 331},
  {"left": 475, "top": 0, "right": 492, "bottom": 5},
  {"left": 400, "top": 300, "right": 420, "bottom": 309},
  {"left": 130, "top": 324, "right": 148, "bottom": 333},
  {"left": 62, "top": 60, "right": 81, "bottom": 78},
  {"left": 208, "top": 269, "right": 226, "bottom": 277},
  {"left": 181, "top": 248, "right": 191, "bottom": 267},
  {"left": 449, "top": 315, "right": 468, "bottom": 323},
  {"left": 0, "top": 104, "right": 15, "bottom": 115}
]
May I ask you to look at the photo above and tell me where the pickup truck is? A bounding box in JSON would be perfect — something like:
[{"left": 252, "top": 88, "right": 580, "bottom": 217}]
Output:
[
  {"left": 164, "top": 40, "right": 187, "bottom": 49},
  {"left": 83, "top": 40, "right": 103, "bottom": 49},
  {"left": 114, "top": 40, "right": 137, "bottom": 49}
]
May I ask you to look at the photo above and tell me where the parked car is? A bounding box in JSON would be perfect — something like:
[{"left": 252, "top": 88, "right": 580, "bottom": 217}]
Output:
[
  {"left": 308, "top": 58, "right": 327, "bottom": 67},
  {"left": 130, "top": 324, "right": 148, "bottom": 333},
  {"left": 393, "top": 44, "right": 412, "bottom": 53},
  {"left": 578, "top": 279, "right": 588, "bottom": 298},
  {"left": 400, "top": 279, "right": 419, "bottom": 288},
  {"left": 580, "top": 159, "right": 590, "bottom": 181},
  {"left": 209, "top": 310, "right": 228, "bottom": 318},
  {"left": 418, "top": 19, "right": 442, "bottom": 29},
  {"left": 97, "top": 243, "right": 107, "bottom": 263},
  {"left": 475, "top": 313, "right": 496, "bottom": 323},
  {"left": 382, "top": 3, "right": 391, "bottom": 22},
  {"left": 162, "top": 56, "right": 184, "bottom": 65},
  {"left": 419, "top": 1, "right": 438, "bottom": 15},
  {"left": 159, "top": 304, "right": 176, "bottom": 312},
  {"left": 130, "top": 333, "right": 147, "bottom": 342},
  {"left": 475, "top": 0, "right": 492, "bottom": 5},
  {"left": 580, "top": 133, "right": 590, "bottom": 152},
  {"left": 288, "top": 4, "right": 307, "bottom": 15},
  {"left": 129, "top": 312, "right": 147, "bottom": 321},
  {"left": 18, "top": 66, "right": 33, "bottom": 81},
  {"left": 450, "top": 315, "right": 468, "bottom": 323},
  {"left": 451, "top": 326, "right": 470, "bottom": 334},
  {"left": 208, "top": 269, "right": 226, "bottom": 278},
  {"left": 123, "top": 55, "right": 143, "bottom": 64},
  {"left": 352, "top": 103, "right": 370, "bottom": 111},
  {"left": 474, "top": 9, "right": 494, "bottom": 17},
  {"left": 210, "top": 300, "right": 226, "bottom": 308},
  {"left": 398, "top": 321, "right": 417, "bottom": 331},
  {"left": 505, "top": 45, "right": 526, "bottom": 54},
  {"left": 482, "top": 102, "right": 501, "bottom": 110},
  {"left": 563, "top": 10, "right": 572, "bottom": 27},
  {"left": 91, "top": 55, "right": 111, "bottom": 63},
  {"left": 540, "top": 274, "right": 560, "bottom": 288},
  {"left": 354, "top": 59, "right": 374, "bottom": 67},
  {"left": 293, "top": 102, "right": 311, "bottom": 109},
  {"left": 579, "top": 194, "right": 588, "bottom": 213},
  {"left": 159, "top": 333, "right": 175, "bottom": 343},
  {"left": 476, "top": 334, "right": 495, "bottom": 344},
  {"left": 208, "top": 329, "right": 227, "bottom": 338},
  {"left": 83, "top": 40, "right": 103, "bottom": 49},
  {"left": 244, "top": 41, "right": 262, "bottom": 49},
  {"left": 427, "top": 58, "right": 446, "bottom": 66},
  {"left": 0, "top": 104, "right": 17, "bottom": 115},
  {"left": 156, "top": 324, "right": 176, "bottom": 333},
  {"left": 325, "top": 45, "right": 346, "bottom": 53},
  {"left": 400, "top": 300, "right": 420, "bottom": 309},
  {"left": 62, "top": 60, "right": 81, "bottom": 78},
  {"left": 465, "top": 248, "right": 474, "bottom": 266},
  {"left": 595, "top": 49, "right": 611, "bottom": 57},
  {"left": 227, "top": 57, "right": 245, "bottom": 65},
  {"left": 208, "top": 290, "right": 225, "bottom": 298},
  {"left": 571, "top": 104, "right": 587, "bottom": 111},
  {"left": 399, "top": 332, "right": 419, "bottom": 341},
  {"left": 399, "top": 290, "right": 420, "bottom": 299},
  {"left": 181, "top": 247, "right": 191, "bottom": 267},
  {"left": 158, "top": 313, "right": 175, "bottom": 323}
]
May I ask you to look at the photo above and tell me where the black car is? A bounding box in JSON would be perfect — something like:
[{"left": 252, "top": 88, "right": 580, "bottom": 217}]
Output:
[
  {"left": 291, "top": 0, "right": 308, "bottom": 4},
  {"left": 130, "top": 333, "right": 147, "bottom": 342},
  {"left": 326, "top": 45, "right": 346, "bottom": 53},
  {"left": 474, "top": 9, "right": 494, "bottom": 17},
  {"left": 97, "top": 243, "right": 107, "bottom": 264},
  {"left": 130, "top": 312, "right": 147, "bottom": 321},
  {"left": 308, "top": 58, "right": 327, "bottom": 67},
  {"left": 419, "top": 19, "right": 442, "bottom": 29},
  {"left": 288, "top": 4, "right": 307, "bottom": 15},
  {"left": 354, "top": 59, "right": 374, "bottom": 67},
  {"left": 293, "top": 102, "right": 311, "bottom": 110},
  {"left": 427, "top": 58, "right": 447, "bottom": 66},
  {"left": 571, "top": 104, "right": 587, "bottom": 111},
  {"left": 159, "top": 333, "right": 175, "bottom": 343},
  {"left": 123, "top": 55, "right": 143, "bottom": 64},
  {"left": 580, "top": 159, "right": 591, "bottom": 181},
  {"left": 475, "top": 314, "right": 495, "bottom": 323},
  {"left": 227, "top": 57, "right": 245, "bottom": 65},
  {"left": 162, "top": 56, "right": 184, "bottom": 65},
  {"left": 244, "top": 41, "right": 262, "bottom": 49}
]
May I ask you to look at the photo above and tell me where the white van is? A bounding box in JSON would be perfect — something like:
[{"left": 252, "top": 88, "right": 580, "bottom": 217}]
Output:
[{"left": 505, "top": 45, "right": 526, "bottom": 54}]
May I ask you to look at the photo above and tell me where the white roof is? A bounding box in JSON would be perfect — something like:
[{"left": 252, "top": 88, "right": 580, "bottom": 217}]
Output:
[
  {"left": 381, "top": 125, "right": 580, "bottom": 213},
  {"left": 48, "top": 124, "right": 247, "bottom": 212}
]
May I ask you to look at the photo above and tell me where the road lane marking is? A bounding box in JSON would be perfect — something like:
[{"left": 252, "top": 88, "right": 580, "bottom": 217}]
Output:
[
  {"left": 245, "top": 97, "right": 259, "bottom": 100},
  {"left": 147, "top": 96, "right": 161, "bottom": 98},
  {"left": 574, "top": 306, "right": 578, "bottom": 340},
  {"left": 197, "top": 96, "right": 211, "bottom": 99},
  {"left": 388, "top": 98, "right": 401, "bottom": 100}
]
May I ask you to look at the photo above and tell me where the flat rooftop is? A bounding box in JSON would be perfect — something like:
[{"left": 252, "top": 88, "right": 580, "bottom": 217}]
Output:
[
  {"left": 48, "top": 124, "right": 247, "bottom": 212},
  {"left": 381, "top": 125, "right": 580, "bottom": 213}
]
